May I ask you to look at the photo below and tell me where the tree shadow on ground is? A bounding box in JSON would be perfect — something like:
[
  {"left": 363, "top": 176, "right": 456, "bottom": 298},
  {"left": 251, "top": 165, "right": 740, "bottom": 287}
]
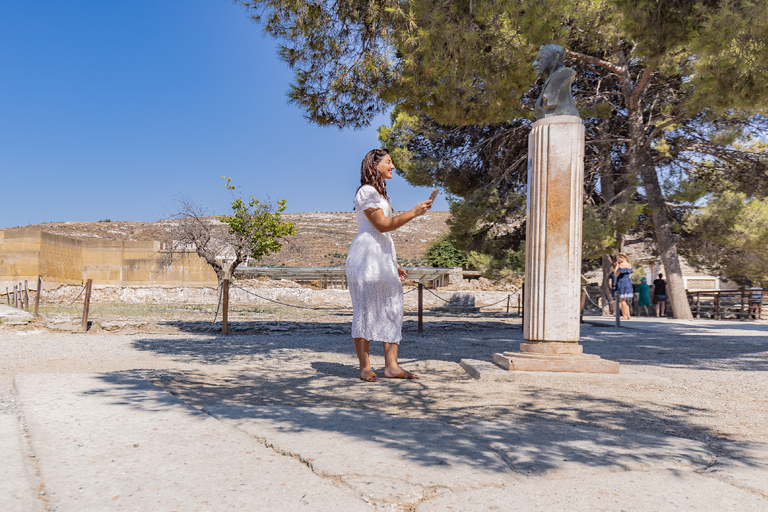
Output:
[
  {"left": 135, "top": 314, "right": 768, "bottom": 371},
  {"left": 135, "top": 316, "right": 521, "bottom": 366},
  {"left": 92, "top": 317, "right": 768, "bottom": 476},
  {"left": 89, "top": 369, "right": 748, "bottom": 477}
]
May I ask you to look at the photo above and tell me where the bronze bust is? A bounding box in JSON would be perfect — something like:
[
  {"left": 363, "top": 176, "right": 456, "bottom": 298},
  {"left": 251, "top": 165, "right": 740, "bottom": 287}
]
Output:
[{"left": 532, "top": 44, "right": 579, "bottom": 120}]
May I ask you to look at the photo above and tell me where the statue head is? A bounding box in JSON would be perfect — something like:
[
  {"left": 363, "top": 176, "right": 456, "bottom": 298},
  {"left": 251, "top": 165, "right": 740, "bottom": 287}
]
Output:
[
  {"left": 531, "top": 43, "right": 579, "bottom": 119},
  {"left": 533, "top": 44, "right": 565, "bottom": 80}
]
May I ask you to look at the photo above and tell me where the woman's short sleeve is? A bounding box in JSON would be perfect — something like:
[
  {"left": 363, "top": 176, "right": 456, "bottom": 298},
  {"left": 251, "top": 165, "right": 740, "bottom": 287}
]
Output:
[
  {"left": 355, "top": 185, "right": 382, "bottom": 211},
  {"left": 617, "top": 267, "right": 633, "bottom": 275}
]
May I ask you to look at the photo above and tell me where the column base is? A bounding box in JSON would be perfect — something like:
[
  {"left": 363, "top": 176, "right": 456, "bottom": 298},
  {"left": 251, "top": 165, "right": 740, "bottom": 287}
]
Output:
[{"left": 493, "top": 343, "right": 619, "bottom": 374}]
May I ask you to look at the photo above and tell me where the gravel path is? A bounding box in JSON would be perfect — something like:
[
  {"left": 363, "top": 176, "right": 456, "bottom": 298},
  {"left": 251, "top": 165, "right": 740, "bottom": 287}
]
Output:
[{"left": 2, "top": 312, "right": 767, "bottom": 448}]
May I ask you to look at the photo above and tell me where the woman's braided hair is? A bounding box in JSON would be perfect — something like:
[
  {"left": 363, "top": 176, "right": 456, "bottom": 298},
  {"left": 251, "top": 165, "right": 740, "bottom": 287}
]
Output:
[{"left": 356, "top": 148, "right": 392, "bottom": 207}]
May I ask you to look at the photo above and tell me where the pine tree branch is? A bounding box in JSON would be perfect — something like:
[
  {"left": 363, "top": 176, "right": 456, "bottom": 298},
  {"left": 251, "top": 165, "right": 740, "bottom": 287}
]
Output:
[
  {"left": 630, "top": 67, "right": 655, "bottom": 110},
  {"left": 586, "top": 138, "right": 633, "bottom": 144},
  {"left": 602, "top": 186, "right": 634, "bottom": 206},
  {"left": 566, "top": 50, "right": 625, "bottom": 76},
  {"left": 647, "top": 111, "right": 691, "bottom": 142},
  {"left": 666, "top": 202, "right": 699, "bottom": 209}
]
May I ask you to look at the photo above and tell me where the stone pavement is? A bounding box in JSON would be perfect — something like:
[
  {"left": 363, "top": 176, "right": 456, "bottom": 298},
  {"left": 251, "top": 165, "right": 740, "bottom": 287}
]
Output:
[
  {"left": 0, "top": 304, "right": 33, "bottom": 326},
  {"left": 2, "top": 317, "right": 768, "bottom": 511}
]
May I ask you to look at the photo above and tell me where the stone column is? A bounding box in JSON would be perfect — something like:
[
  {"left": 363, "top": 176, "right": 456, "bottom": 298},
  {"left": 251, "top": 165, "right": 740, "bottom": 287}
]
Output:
[
  {"left": 523, "top": 115, "right": 584, "bottom": 342},
  {"left": 492, "top": 115, "right": 619, "bottom": 373}
]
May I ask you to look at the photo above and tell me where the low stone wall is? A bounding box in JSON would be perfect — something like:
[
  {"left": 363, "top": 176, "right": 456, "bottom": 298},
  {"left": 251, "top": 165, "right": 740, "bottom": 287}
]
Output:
[{"left": 37, "top": 284, "right": 522, "bottom": 313}]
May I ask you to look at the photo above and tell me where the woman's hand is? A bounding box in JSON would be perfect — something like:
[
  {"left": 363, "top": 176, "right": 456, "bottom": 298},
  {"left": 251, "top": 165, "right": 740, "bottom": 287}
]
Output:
[
  {"left": 397, "top": 264, "right": 407, "bottom": 282},
  {"left": 412, "top": 200, "right": 433, "bottom": 217},
  {"left": 365, "top": 199, "right": 433, "bottom": 233}
]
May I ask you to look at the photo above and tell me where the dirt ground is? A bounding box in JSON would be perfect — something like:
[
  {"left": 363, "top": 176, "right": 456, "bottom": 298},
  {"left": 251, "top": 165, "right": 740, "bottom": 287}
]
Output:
[{"left": 2, "top": 308, "right": 767, "bottom": 452}]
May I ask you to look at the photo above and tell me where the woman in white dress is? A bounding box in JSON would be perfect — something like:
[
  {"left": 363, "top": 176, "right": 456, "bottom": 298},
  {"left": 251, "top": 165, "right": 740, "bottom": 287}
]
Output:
[{"left": 346, "top": 149, "right": 433, "bottom": 382}]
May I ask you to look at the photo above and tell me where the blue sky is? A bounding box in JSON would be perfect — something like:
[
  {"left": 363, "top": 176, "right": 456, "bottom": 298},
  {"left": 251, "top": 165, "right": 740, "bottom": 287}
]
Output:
[{"left": 0, "top": 0, "right": 448, "bottom": 228}]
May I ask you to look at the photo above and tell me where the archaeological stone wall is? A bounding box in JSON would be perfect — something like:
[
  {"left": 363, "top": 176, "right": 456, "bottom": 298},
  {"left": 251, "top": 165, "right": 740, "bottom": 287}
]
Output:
[{"left": 0, "top": 230, "right": 217, "bottom": 289}]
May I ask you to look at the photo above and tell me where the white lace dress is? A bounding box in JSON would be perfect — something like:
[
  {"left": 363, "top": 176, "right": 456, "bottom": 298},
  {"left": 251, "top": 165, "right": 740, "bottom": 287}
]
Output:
[{"left": 345, "top": 185, "right": 403, "bottom": 344}]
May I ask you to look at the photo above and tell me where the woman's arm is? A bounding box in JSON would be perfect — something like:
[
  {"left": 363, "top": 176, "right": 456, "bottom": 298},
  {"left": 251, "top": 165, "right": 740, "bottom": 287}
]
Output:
[{"left": 365, "top": 200, "right": 433, "bottom": 233}]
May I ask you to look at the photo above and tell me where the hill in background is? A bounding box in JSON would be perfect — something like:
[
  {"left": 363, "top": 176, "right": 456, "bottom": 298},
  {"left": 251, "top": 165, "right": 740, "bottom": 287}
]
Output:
[{"left": 3, "top": 211, "right": 451, "bottom": 268}]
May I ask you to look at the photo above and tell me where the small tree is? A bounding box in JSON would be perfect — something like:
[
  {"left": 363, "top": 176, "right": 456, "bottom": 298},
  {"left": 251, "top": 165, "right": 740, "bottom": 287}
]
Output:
[
  {"left": 424, "top": 235, "right": 468, "bottom": 269},
  {"left": 681, "top": 192, "right": 768, "bottom": 284},
  {"left": 161, "top": 178, "right": 296, "bottom": 285}
]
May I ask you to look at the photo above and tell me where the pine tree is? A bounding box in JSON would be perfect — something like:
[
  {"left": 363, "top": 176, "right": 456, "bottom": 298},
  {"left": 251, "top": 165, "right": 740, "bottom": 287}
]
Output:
[{"left": 238, "top": 0, "right": 768, "bottom": 319}]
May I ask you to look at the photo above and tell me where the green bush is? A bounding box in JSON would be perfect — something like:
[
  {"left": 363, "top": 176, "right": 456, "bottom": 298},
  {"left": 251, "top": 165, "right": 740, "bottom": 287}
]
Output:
[{"left": 424, "top": 236, "right": 468, "bottom": 268}]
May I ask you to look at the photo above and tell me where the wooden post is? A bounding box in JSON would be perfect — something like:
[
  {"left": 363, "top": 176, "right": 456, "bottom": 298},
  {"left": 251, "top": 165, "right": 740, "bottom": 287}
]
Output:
[
  {"left": 580, "top": 287, "right": 587, "bottom": 323},
  {"left": 34, "top": 276, "right": 42, "bottom": 317},
  {"left": 13, "top": 285, "right": 18, "bottom": 308},
  {"left": 517, "top": 292, "right": 521, "bottom": 316},
  {"left": 615, "top": 290, "right": 621, "bottom": 327},
  {"left": 24, "top": 280, "right": 30, "bottom": 312},
  {"left": 81, "top": 279, "right": 93, "bottom": 332},
  {"left": 714, "top": 292, "right": 720, "bottom": 320},
  {"left": 506, "top": 295, "right": 510, "bottom": 315},
  {"left": 695, "top": 292, "right": 701, "bottom": 319},
  {"left": 417, "top": 283, "right": 423, "bottom": 334},
  {"left": 222, "top": 279, "right": 229, "bottom": 335},
  {"left": 5, "top": 287, "right": 9, "bottom": 305},
  {"left": 740, "top": 289, "right": 746, "bottom": 321}
]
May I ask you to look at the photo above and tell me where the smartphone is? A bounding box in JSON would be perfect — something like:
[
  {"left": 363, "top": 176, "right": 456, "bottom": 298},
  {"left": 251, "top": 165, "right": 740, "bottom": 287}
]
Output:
[{"left": 428, "top": 189, "right": 438, "bottom": 202}]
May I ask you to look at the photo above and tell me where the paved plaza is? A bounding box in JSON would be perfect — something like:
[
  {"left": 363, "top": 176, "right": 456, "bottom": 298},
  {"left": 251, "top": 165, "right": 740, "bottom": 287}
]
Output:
[{"left": 1, "top": 305, "right": 767, "bottom": 511}]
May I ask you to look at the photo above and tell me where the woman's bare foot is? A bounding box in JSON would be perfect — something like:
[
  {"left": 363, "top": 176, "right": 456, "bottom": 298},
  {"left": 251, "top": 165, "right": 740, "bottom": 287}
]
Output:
[
  {"left": 383, "top": 368, "right": 419, "bottom": 379},
  {"left": 359, "top": 369, "right": 379, "bottom": 382}
]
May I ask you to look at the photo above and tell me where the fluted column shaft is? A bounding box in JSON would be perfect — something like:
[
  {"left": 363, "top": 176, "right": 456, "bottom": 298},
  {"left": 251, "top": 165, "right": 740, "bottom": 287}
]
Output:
[{"left": 523, "top": 116, "right": 584, "bottom": 342}]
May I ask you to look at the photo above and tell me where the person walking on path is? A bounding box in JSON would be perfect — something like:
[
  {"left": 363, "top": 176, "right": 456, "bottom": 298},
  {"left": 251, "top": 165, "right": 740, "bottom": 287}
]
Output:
[
  {"left": 345, "top": 149, "right": 433, "bottom": 382},
  {"left": 652, "top": 273, "right": 667, "bottom": 317},
  {"left": 637, "top": 277, "right": 652, "bottom": 316},
  {"left": 612, "top": 252, "right": 633, "bottom": 320}
]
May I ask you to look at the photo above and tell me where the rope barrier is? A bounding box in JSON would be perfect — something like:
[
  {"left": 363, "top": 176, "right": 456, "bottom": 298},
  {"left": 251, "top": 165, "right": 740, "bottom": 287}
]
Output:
[
  {"left": 423, "top": 286, "right": 451, "bottom": 303},
  {"left": 477, "top": 293, "right": 517, "bottom": 309},
  {"left": 423, "top": 285, "right": 522, "bottom": 310},
  {"left": 583, "top": 288, "right": 609, "bottom": 310},
  {"left": 63, "top": 284, "right": 87, "bottom": 306},
  {"left": 229, "top": 283, "right": 499, "bottom": 313},
  {"left": 231, "top": 284, "right": 353, "bottom": 311}
]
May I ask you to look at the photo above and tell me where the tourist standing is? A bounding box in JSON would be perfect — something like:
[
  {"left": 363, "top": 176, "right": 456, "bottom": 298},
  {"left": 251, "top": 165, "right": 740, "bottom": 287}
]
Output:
[
  {"left": 652, "top": 273, "right": 667, "bottom": 317},
  {"left": 345, "top": 149, "right": 433, "bottom": 382},
  {"left": 612, "top": 252, "right": 633, "bottom": 320},
  {"left": 637, "top": 277, "right": 652, "bottom": 317}
]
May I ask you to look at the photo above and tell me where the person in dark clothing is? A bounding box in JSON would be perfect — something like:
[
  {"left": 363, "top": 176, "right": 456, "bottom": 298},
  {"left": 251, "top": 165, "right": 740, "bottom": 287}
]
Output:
[{"left": 651, "top": 273, "right": 667, "bottom": 317}]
